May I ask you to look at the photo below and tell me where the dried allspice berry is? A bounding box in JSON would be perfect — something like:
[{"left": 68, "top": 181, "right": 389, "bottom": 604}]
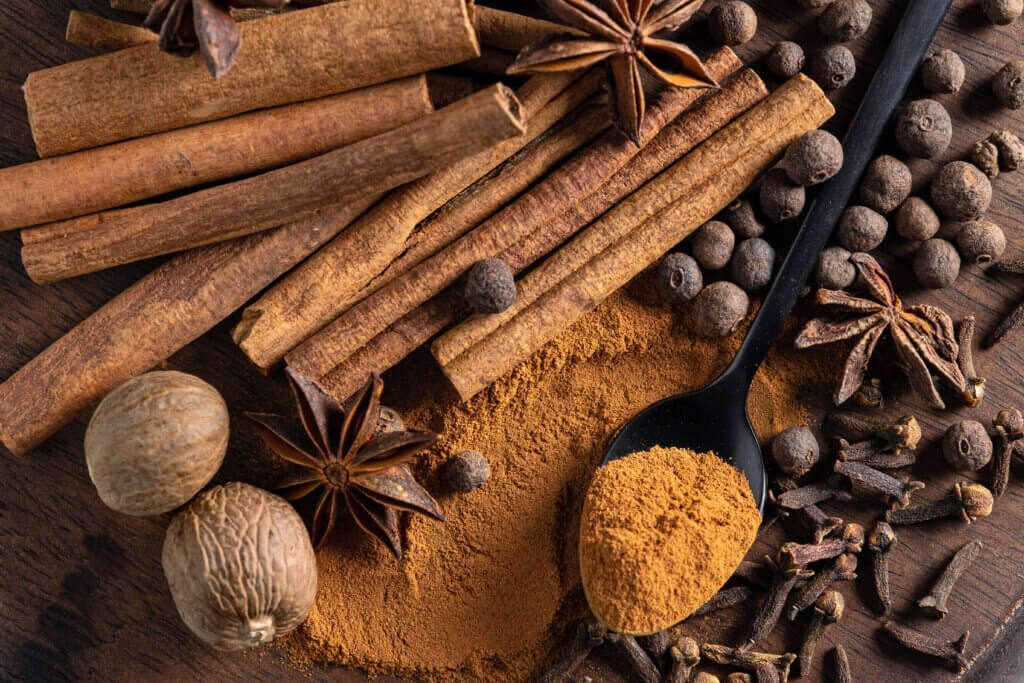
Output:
[
  {"left": 894, "top": 99, "right": 952, "bottom": 159},
  {"left": 810, "top": 45, "right": 856, "bottom": 90},
  {"left": 783, "top": 130, "right": 844, "bottom": 186},
  {"left": 656, "top": 252, "right": 703, "bottom": 303},
  {"left": 692, "top": 221, "right": 736, "bottom": 270},
  {"left": 993, "top": 60, "right": 1024, "bottom": 109},
  {"left": 920, "top": 49, "right": 966, "bottom": 94},
  {"left": 709, "top": 1, "right": 758, "bottom": 46},
  {"left": 815, "top": 246, "right": 856, "bottom": 289},
  {"left": 772, "top": 426, "right": 820, "bottom": 479},
  {"left": 721, "top": 198, "right": 765, "bottom": 238},
  {"left": 982, "top": 0, "right": 1024, "bottom": 23},
  {"left": 465, "top": 258, "right": 517, "bottom": 314},
  {"left": 817, "top": 0, "right": 872, "bottom": 42},
  {"left": 691, "top": 281, "right": 749, "bottom": 338},
  {"left": 836, "top": 206, "right": 888, "bottom": 251},
  {"left": 931, "top": 161, "right": 992, "bottom": 221},
  {"left": 970, "top": 138, "right": 1001, "bottom": 178},
  {"left": 445, "top": 450, "right": 490, "bottom": 492},
  {"left": 990, "top": 130, "right": 1024, "bottom": 171},
  {"left": 766, "top": 41, "right": 805, "bottom": 79},
  {"left": 859, "top": 155, "right": 912, "bottom": 214},
  {"left": 942, "top": 421, "right": 993, "bottom": 471},
  {"left": 894, "top": 197, "right": 940, "bottom": 241},
  {"left": 760, "top": 168, "right": 806, "bottom": 222},
  {"left": 956, "top": 220, "right": 1006, "bottom": 264},
  {"left": 731, "top": 238, "right": 776, "bottom": 292},
  {"left": 914, "top": 238, "right": 961, "bottom": 289}
]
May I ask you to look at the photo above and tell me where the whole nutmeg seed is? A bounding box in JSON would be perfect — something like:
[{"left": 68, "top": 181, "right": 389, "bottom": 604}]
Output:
[
  {"left": 931, "top": 161, "right": 992, "bottom": 221},
  {"left": 815, "top": 246, "right": 856, "bottom": 290},
  {"left": 709, "top": 1, "right": 758, "bottom": 46},
  {"left": 731, "top": 237, "right": 776, "bottom": 292},
  {"left": 817, "top": 0, "right": 872, "bottom": 42},
  {"left": 162, "top": 483, "right": 317, "bottom": 651},
  {"left": 942, "top": 420, "right": 993, "bottom": 471},
  {"left": 85, "top": 371, "right": 228, "bottom": 516},
  {"left": 993, "top": 60, "right": 1024, "bottom": 109},
  {"left": 691, "top": 281, "right": 749, "bottom": 338},
  {"left": 465, "top": 258, "right": 516, "bottom": 314},
  {"left": 772, "top": 426, "right": 820, "bottom": 479},
  {"left": 655, "top": 252, "right": 703, "bottom": 303},
  {"left": 720, "top": 198, "right": 764, "bottom": 238},
  {"left": 893, "top": 99, "right": 952, "bottom": 159},
  {"left": 810, "top": 45, "right": 856, "bottom": 90},
  {"left": 920, "top": 49, "right": 965, "bottom": 94},
  {"left": 981, "top": 0, "right": 1023, "bottom": 24},
  {"left": 692, "top": 220, "right": 736, "bottom": 270},
  {"left": 913, "top": 238, "right": 960, "bottom": 289},
  {"left": 766, "top": 41, "right": 805, "bottom": 79},
  {"left": 445, "top": 450, "right": 490, "bottom": 492},
  {"left": 760, "top": 168, "right": 806, "bottom": 222},
  {"left": 858, "top": 155, "right": 911, "bottom": 214},
  {"left": 836, "top": 205, "right": 888, "bottom": 252},
  {"left": 956, "top": 220, "right": 1006, "bottom": 265},
  {"left": 893, "top": 197, "right": 940, "bottom": 241},
  {"left": 783, "top": 129, "right": 844, "bottom": 186}
]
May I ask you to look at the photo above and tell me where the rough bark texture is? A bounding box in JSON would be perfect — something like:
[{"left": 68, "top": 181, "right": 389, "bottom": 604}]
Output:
[{"left": 65, "top": 11, "right": 156, "bottom": 51}]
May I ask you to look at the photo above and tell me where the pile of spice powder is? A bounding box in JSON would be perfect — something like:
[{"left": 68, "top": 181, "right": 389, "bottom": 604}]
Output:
[
  {"left": 283, "top": 285, "right": 838, "bottom": 682},
  {"left": 579, "top": 446, "right": 761, "bottom": 635}
]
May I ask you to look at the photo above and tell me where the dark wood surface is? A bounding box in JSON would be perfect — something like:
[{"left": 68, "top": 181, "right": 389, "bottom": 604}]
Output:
[{"left": 2, "top": 1, "right": 1023, "bottom": 681}]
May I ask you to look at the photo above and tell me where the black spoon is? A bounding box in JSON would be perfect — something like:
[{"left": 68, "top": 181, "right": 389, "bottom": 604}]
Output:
[{"left": 600, "top": 0, "right": 954, "bottom": 514}]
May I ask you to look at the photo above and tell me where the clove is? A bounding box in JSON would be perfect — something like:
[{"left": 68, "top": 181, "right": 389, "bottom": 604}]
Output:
[
  {"left": 742, "top": 551, "right": 812, "bottom": 650},
  {"left": 787, "top": 553, "right": 857, "bottom": 620},
  {"left": 957, "top": 316, "right": 986, "bottom": 406},
  {"left": 831, "top": 645, "right": 851, "bottom": 683},
  {"left": 726, "top": 674, "right": 752, "bottom": 683},
  {"left": 694, "top": 585, "right": 757, "bottom": 617},
  {"left": 732, "top": 559, "right": 773, "bottom": 590},
  {"left": 866, "top": 521, "right": 897, "bottom": 616},
  {"left": 836, "top": 438, "right": 917, "bottom": 469},
  {"left": 918, "top": 540, "right": 983, "bottom": 618},
  {"left": 771, "top": 473, "right": 843, "bottom": 543},
  {"left": 834, "top": 460, "right": 924, "bottom": 507},
  {"left": 776, "top": 475, "right": 852, "bottom": 509},
  {"left": 605, "top": 632, "right": 660, "bottom": 683},
  {"left": 539, "top": 618, "right": 607, "bottom": 683},
  {"left": 886, "top": 482, "right": 994, "bottom": 525},
  {"left": 882, "top": 620, "right": 969, "bottom": 672},
  {"left": 667, "top": 636, "right": 700, "bottom": 683},
  {"left": 755, "top": 660, "right": 780, "bottom": 683},
  {"left": 826, "top": 412, "right": 921, "bottom": 454},
  {"left": 702, "top": 644, "right": 797, "bottom": 683},
  {"left": 992, "top": 408, "right": 1024, "bottom": 498},
  {"left": 638, "top": 629, "right": 673, "bottom": 660},
  {"left": 782, "top": 523, "right": 864, "bottom": 566},
  {"left": 798, "top": 589, "right": 844, "bottom": 677}
]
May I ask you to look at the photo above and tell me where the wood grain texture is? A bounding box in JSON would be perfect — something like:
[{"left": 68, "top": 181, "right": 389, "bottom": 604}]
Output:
[{"left": 0, "top": 1, "right": 1023, "bottom": 682}]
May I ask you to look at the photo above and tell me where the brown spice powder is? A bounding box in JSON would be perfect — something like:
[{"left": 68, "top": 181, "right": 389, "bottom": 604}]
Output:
[
  {"left": 284, "top": 286, "right": 837, "bottom": 681},
  {"left": 579, "top": 446, "right": 761, "bottom": 636}
]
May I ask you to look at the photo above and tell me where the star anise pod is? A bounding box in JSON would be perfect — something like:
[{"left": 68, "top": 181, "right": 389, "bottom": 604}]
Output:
[
  {"left": 145, "top": 0, "right": 289, "bottom": 78},
  {"left": 796, "top": 253, "right": 965, "bottom": 409},
  {"left": 507, "top": 0, "right": 717, "bottom": 144},
  {"left": 247, "top": 369, "right": 444, "bottom": 557}
]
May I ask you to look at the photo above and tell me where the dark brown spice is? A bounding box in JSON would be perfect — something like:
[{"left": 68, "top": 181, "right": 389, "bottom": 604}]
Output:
[
  {"left": 894, "top": 99, "right": 952, "bottom": 159},
  {"left": 982, "top": 0, "right": 1024, "bottom": 24},
  {"left": 732, "top": 238, "right": 777, "bottom": 292},
  {"left": 894, "top": 197, "right": 940, "bottom": 241},
  {"left": 694, "top": 673, "right": 721, "bottom": 683},
  {"left": 782, "top": 523, "right": 865, "bottom": 566},
  {"left": 742, "top": 550, "right": 811, "bottom": 649},
  {"left": 693, "top": 221, "right": 737, "bottom": 270},
  {"left": 983, "top": 260, "right": 1024, "bottom": 347},
  {"left": 990, "top": 130, "right": 1024, "bottom": 171},
  {"left": 721, "top": 198, "right": 765, "bottom": 238},
  {"left": 852, "top": 377, "right": 885, "bottom": 409},
  {"left": 932, "top": 161, "right": 992, "bottom": 221},
  {"left": 777, "top": 475, "right": 852, "bottom": 509},
  {"left": 771, "top": 473, "right": 844, "bottom": 543},
  {"left": 827, "top": 412, "right": 921, "bottom": 454},
  {"left": 834, "top": 460, "right": 925, "bottom": 507},
  {"left": 766, "top": 41, "right": 805, "bottom": 79},
  {"left": 920, "top": 49, "right": 965, "bottom": 94},
  {"left": 782, "top": 129, "right": 844, "bottom": 186},
  {"left": 444, "top": 450, "right": 491, "bottom": 492},
  {"left": 914, "top": 238, "right": 961, "bottom": 289},
  {"left": 918, "top": 540, "right": 983, "bottom": 618},
  {"left": 771, "top": 426, "right": 820, "bottom": 479},
  {"left": 726, "top": 673, "right": 752, "bottom": 683},
  {"left": 657, "top": 253, "right": 704, "bottom": 303},
  {"left": 815, "top": 247, "right": 856, "bottom": 290},
  {"left": 798, "top": 589, "right": 844, "bottom": 678},
  {"left": 885, "top": 482, "right": 994, "bottom": 525},
  {"left": 786, "top": 553, "right": 857, "bottom": 620},
  {"left": 957, "top": 316, "right": 986, "bottom": 407},
  {"left": 837, "top": 438, "right": 917, "bottom": 469},
  {"left": 831, "top": 645, "right": 852, "bottom": 683},
  {"left": 466, "top": 258, "right": 517, "bottom": 314},
  {"left": 941, "top": 420, "right": 993, "bottom": 471},
  {"left": 702, "top": 644, "right": 797, "bottom": 682},
  {"left": 693, "top": 585, "right": 757, "bottom": 617},
  {"left": 836, "top": 206, "right": 888, "bottom": 251},
  {"left": 992, "top": 60, "right": 1024, "bottom": 110},
  {"left": 692, "top": 282, "right": 751, "bottom": 338},
  {"left": 957, "top": 220, "right": 1006, "bottom": 265},
  {"left": 867, "top": 520, "right": 897, "bottom": 616},
  {"left": 817, "top": 0, "right": 871, "bottom": 42},
  {"left": 638, "top": 629, "right": 673, "bottom": 659},
  {"left": 810, "top": 45, "right": 856, "bottom": 90},
  {"left": 992, "top": 408, "right": 1024, "bottom": 497},
  {"left": 605, "top": 632, "right": 660, "bottom": 683},
  {"left": 970, "top": 138, "right": 1001, "bottom": 178},
  {"left": 755, "top": 660, "right": 780, "bottom": 683},
  {"left": 709, "top": 1, "right": 758, "bottom": 46},
  {"left": 882, "top": 620, "right": 969, "bottom": 672},
  {"left": 859, "top": 155, "right": 912, "bottom": 214},
  {"left": 539, "top": 618, "right": 607, "bottom": 683},
  {"left": 667, "top": 636, "right": 701, "bottom": 683},
  {"left": 760, "top": 168, "right": 806, "bottom": 222}
]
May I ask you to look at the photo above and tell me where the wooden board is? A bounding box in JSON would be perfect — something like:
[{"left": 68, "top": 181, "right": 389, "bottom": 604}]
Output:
[{"left": 0, "top": 1, "right": 1022, "bottom": 681}]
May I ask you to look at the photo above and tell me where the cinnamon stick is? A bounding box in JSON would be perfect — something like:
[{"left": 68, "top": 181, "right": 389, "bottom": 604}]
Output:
[
  {"left": 3, "top": 77, "right": 432, "bottom": 232},
  {"left": 232, "top": 71, "right": 603, "bottom": 371},
  {"left": 25, "top": 0, "right": 479, "bottom": 157},
  {"left": 285, "top": 47, "right": 742, "bottom": 382},
  {"left": 473, "top": 7, "right": 576, "bottom": 52},
  {"left": 434, "top": 69, "right": 768, "bottom": 364},
  {"left": 0, "top": 194, "right": 382, "bottom": 456},
  {"left": 21, "top": 85, "right": 525, "bottom": 284},
  {"left": 436, "top": 75, "right": 834, "bottom": 400},
  {"left": 66, "top": 11, "right": 155, "bottom": 51}
]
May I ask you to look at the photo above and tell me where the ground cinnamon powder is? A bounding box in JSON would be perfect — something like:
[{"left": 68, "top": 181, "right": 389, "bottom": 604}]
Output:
[
  {"left": 283, "top": 284, "right": 837, "bottom": 681},
  {"left": 579, "top": 446, "right": 761, "bottom": 636}
]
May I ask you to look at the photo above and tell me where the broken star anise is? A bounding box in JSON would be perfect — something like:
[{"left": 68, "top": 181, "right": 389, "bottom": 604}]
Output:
[
  {"left": 247, "top": 369, "right": 444, "bottom": 557},
  {"left": 145, "top": 0, "right": 289, "bottom": 78},
  {"left": 796, "top": 253, "right": 965, "bottom": 409},
  {"left": 507, "top": 0, "right": 717, "bottom": 144}
]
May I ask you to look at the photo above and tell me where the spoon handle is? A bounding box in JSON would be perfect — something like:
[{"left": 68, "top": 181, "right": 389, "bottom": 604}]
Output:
[{"left": 724, "top": 0, "right": 953, "bottom": 390}]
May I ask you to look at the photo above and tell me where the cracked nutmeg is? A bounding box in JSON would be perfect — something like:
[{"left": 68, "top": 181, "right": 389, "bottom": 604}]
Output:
[
  {"left": 795, "top": 252, "right": 965, "bottom": 408},
  {"left": 247, "top": 370, "right": 445, "bottom": 556},
  {"left": 507, "top": 0, "right": 717, "bottom": 144}
]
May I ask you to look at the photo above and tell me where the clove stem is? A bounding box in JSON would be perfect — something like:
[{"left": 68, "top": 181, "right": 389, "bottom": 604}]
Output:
[
  {"left": 786, "top": 553, "right": 857, "bottom": 620},
  {"left": 742, "top": 552, "right": 810, "bottom": 649},
  {"left": 831, "top": 645, "right": 851, "bottom": 683},
  {"left": 886, "top": 482, "right": 994, "bottom": 525},
  {"left": 694, "top": 585, "right": 756, "bottom": 617},
  {"left": 867, "top": 521, "right": 897, "bottom": 616},
  {"left": 782, "top": 523, "right": 864, "bottom": 566},
  {"left": 605, "top": 632, "right": 660, "bottom": 683},
  {"left": 701, "top": 644, "right": 796, "bottom": 682},
  {"left": 638, "top": 629, "right": 673, "bottom": 660},
  {"left": 882, "top": 620, "right": 969, "bottom": 672},
  {"left": 539, "top": 618, "right": 607, "bottom": 683},
  {"left": 772, "top": 473, "right": 843, "bottom": 543},
  {"left": 956, "top": 316, "right": 985, "bottom": 406},
  {"left": 837, "top": 438, "right": 917, "bottom": 469},
  {"left": 798, "top": 589, "right": 844, "bottom": 678},
  {"left": 834, "top": 460, "right": 924, "bottom": 507},
  {"left": 918, "top": 540, "right": 983, "bottom": 618},
  {"left": 755, "top": 660, "right": 780, "bottom": 683},
  {"left": 776, "top": 475, "right": 852, "bottom": 509}
]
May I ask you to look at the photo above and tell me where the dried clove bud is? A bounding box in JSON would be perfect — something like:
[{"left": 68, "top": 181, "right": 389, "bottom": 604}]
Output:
[
  {"left": 826, "top": 412, "right": 921, "bottom": 454},
  {"left": 726, "top": 674, "right": 753, "bottom": 683},
  {"left": 638, "top": 629, "right": 673, "bottom": 660},
  {"left": 882, "top": 620, "right": 969, "bottom": 672},
  {"left": 798, "top": 589, "right": 844, "bottom": 677},
  {"left": 834, "top": 460, "right": 924, "bottom": 507},
  {"left": 867, "top": 521, "right": 897, "bottom": 616},
  {"left": 852, "top": 377, "right": 885, "bottom": 409},
  {"left": 831, "top": 645, "right": 852, "bottom": 683},
  {"left": 693, "top": 673, "right": 722, "bottom": 683},
  {"left": 771, "top": 473, "right": 843, "bottom": 543},
  {"left": 992, "top": 408, "right": 1024, "bottom": 498},
  {"left": 836, "top": 438, "right": 917, "bottom": 469},
  {"left": 918, "top": 540, "right": 983, "bottom": 617},
  {"left": 956, "top": 316, "right": 986, "bottom": 406},
  {"left": 732, "top": 559, "right": 773, "bottom": 590},
  {"left": 701, "top": 644, "right": 797, "bottom": 682},
  {"left": 787, "top": 553, "right": 857, "bottom": 620},
  {"left": 667, "top": 636, "right": 700, "bottom": 683},
  {"left": 886, "top": 482, "right": 994, "bottom": 525},
  {"left": 539, "top": 618, "right": 607, "bottom": 683},
  {"left": 694, "top": 585, "right": 757, "bottom": 617},
  {"left": 755, "top": 660, "right": 780, "bottom": 683},
  {"left": 783, "top": 523, "right": 865, "bottom": 566},
  {"left": 742, "top": 551, "right": 812, "bottom": 649},
  {"left": 776, "top": 475, "right": 852, "bottom": 509},
  {"left": 605, "top": 632, "right": 660, "bottom": 683}
]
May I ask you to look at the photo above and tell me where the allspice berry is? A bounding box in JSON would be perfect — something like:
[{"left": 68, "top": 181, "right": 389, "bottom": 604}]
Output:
[
  {"left": 656, "top": 252, "right": 703, "bottom": 303},
  {"left": 931, "top": 161, "right": 992, "bottom": 221},
  {"left": 766, "top": 41, "right": 805, "bottom": 79},
  {"left": 445, "top": 450, "right": 490, "bottom": 492},
  {"left": 970, "top": 138, "right": 1001, "bottom": 178},
  {"left": 810, "top": 45, "right": 856, "bottom": 90},
  {"left": 913, "top": 238, "right": 960, "bottom": 289},
  {"left": 942, "top": 420, "right": 993, "bottom": 471},
  {"left": 760, "top": 168, "right": 806, "bottom": 222},
  {"left": 836, "top": 205, "right": 888, "bottom": 252},
  {"left": 691, "top": 281, "right": 749, "bottom": 338},
  {"left": 982, "top": 0, "right": 1023, "bottom": 24},
  {"left": 85, "top": 371, "right": 228, "bottom": 517},
  {"left": 163, "top": 483, "right": 317, "bottom": 651},
  {"left": 465, "top": 258, "right": 516, "bottom": 314},
  {"left": 709, "top": 1, "right": 758, "bottom": 46},
  {"left": 692, "top": 220, "right": 736, "bottom": 270},
  {"left": 782, "top": 129, "right": 844, "bottom": 186},
  {"left": 893, "top": 197, "right": 940, "bottom": 241},
  {"left": 894, "top": 99, "right": 952, "bottom": 159},
  {"left": 990, "top": 130, "right": 1024, "bottom": 171},
  {"left": 721, "top": 198, "right": 765, "bottom": 238},
  {"left": 993, "top": 60, "right": 1024, "bottom": 109},
  {"left": 956, "top": 220, "right": 1006, "bottom": 264},
  {"left": 858, "top": 155, "right": 911, "bottom": 214},
  {"left": 771, "top": 426, "right": 820, "bottom": 479},
  {"left": 731, "top": 238, "right": 776, "bottom": 292},
  {"left": 920, "top": 49, "right": 965, "bottom": 94},
  {"left": 815, "top": 246, "right": 856, "bottom": 289},
  {"left": 817, "top": 0, "right": 872, "bottom": 42}
]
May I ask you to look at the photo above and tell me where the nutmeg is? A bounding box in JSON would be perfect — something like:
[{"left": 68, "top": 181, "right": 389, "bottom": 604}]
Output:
[{"left": 85, "top": 371, "right": 228, "bottom": 516}]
